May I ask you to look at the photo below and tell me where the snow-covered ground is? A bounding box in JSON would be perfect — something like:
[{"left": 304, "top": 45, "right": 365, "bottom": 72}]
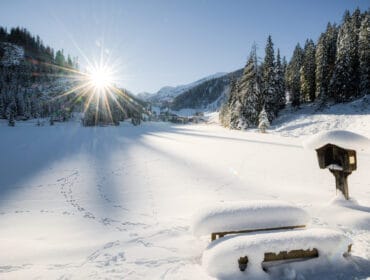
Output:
[
  {"left": 0, "top": 106, "right": 370, "bottom": 279},
  {"left": 272, "top": 96, "right": 370, "bottom": 138}
]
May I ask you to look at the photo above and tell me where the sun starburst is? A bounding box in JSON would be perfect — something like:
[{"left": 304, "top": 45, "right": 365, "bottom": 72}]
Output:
[{"left": 41, "top": 49, "right": 144, "bottom": 126}]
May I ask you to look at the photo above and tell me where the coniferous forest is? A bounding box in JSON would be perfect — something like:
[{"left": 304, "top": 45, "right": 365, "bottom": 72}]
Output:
[
  {"left": 220, "top": 9, "right": 369, "bottom": 129},
  {"left": 0, "top": 27, "right": 147, "bottom": 126},
  {"left": 0, "top": 26, "right": 79, "bottom": 122}
]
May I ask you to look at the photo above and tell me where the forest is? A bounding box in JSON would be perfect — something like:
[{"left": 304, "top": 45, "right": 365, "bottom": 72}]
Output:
[{"left": 220, "top": 9, "right": 369, "bottom": 129}]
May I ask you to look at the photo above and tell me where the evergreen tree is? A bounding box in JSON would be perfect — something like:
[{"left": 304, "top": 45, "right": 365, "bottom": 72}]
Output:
[
  {"left": 258, "top": 107, "right": 270, "bottom": 133},
  {"left": 55, "top": 50, "right": 65, "bottom": 67},
  {"left": 286, "top": 44, "right": 303, "bottom": 107},
  {"left": 228, "top": 81, "right": 242, "bottom": 129},
  {"left": 262, "top": 35, "right": 277, "bottom": 121},
  {"left": 358, "top": 13, "right": 370, "bottom": 96},
  {"left": 0, "top": 95, "right": 4, "bottom": 119},
  {"left": 67, "top": 55, "right": 73, "bottom": 68},
  {"left": 301, "top": 39, "right": 316, "bottom": 102},
  {"left": 220, "top": 78, "right": 237, "bottom": 127},
  {"left": 237, "top": 44, "right": 262, "bottom": 128},
  {"left": 275, "top": 49, "right": 286, "bottom": 109},
  {"left": 8, "top": 111, "right": 15, "bottom": 126},
  {"left": 329, "top": 10, "right": 360, "bottom": 101}
]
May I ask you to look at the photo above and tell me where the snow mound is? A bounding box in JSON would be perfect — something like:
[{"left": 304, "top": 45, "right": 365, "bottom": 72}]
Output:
[
  {"left": 192, "top": 201, "right": 309, "bottom": 237},
  {"left": 303, "top": 130, "right": 370, "bottom": 152},
  {"left": 202, "top": 228, "right": 351, "bottom": 279}
]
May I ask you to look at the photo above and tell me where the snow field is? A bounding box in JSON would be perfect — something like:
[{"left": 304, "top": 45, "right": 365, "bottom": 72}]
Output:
[{"left": 0, "top": 118, "right": 369, "bottom": 279}]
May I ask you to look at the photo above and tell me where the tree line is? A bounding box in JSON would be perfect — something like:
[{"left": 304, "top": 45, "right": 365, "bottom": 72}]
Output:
[
  {"left": 220, "top": 8, "right": 369, "bottom": 129},
  {"left": 0, "top": 26, "right": 80, "bottom": 124}
]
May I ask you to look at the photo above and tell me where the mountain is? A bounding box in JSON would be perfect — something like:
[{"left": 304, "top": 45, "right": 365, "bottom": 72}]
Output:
[
  {"left": 170, "top": 69, "right": 243, "bottom": 111},
  {"left": 138, "top": 72, "right": 227, "bottom": 105}
]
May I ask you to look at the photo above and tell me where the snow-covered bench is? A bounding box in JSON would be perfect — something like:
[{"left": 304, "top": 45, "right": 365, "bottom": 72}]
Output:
[
  {"left": 192, "top": 201, "right": 310, "bottom": 241},
  {"left": 193, "top": 201, "right": 352, "bottom": 278},
  {"left": 202, "top": 228, "right": 352, "bottom": 278}
]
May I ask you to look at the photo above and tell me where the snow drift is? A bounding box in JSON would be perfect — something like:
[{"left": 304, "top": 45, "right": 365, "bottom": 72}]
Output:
[
  {"left": 192, "top": 201, "right": 310, "bottom": 237},
  {"left": 303, "top": 130, "right": 370, "bottom": 152},
  {"left": 202, "top": 228, "right": 352, "bottom": 279}
]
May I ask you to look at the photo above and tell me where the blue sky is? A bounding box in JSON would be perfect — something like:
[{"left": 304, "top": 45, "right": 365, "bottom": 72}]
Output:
[{"left": 0, "top": 0, "right": 368, "bottom": 93}]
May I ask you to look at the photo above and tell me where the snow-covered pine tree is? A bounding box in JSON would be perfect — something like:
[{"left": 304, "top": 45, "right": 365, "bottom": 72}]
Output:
[
  {"left": 262, "top": 35, "right": 278, "bottom": 121},
  {"left": 258, "top": 107, "right": 270, "bottom": 133},
  {"left": 275, "top": 49, "right": 286, "bottom": 110},
  {"left": 8, "top": 110, "right": 15, "bottom": 126},
  {"left": 286, "top": 44, "right": 303, "bottom": 107},
  {"left": 55, "top": 50, "right": 65, "bottom": 67},
  {"left": 329, "top": 10, "right": 360, "bottom": 101},
  {"left": 7, "top": 101, "right": 16, "bottom": 126},
  {"left": 300, "top": 39, "right": 316, "bottom": 102},
  {"left": 229, "top": 82, "right": 242, "bottom": 129},
  {"left": 237, "top": 44, "right": 263, "bottom": 129},
  {"left": 220, "top": 77, "right": 237, "bottom": 127},
  {"left": 0, "top": 95, "right": 4, "bottom": 119},
  {"left": 358, "top": 13, "right": 369, "bottom": 96},
  {"left": 315, "top": 23, "right": 338, "bottom": 102}
]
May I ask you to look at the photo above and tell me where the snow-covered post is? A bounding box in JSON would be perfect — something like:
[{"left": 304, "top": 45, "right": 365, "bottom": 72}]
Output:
[
  {"left": 304, "top": 130, "right": 370, "bottom": 200},
  {"left": 316, "top": 144, "right": 356, "bottom": 200},
  {"left": 258, "top": 108, "right": 270, "bottom": 133}
]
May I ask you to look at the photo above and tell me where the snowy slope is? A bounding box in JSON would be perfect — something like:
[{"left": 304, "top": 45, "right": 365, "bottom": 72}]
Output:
[
  {"left": 271, "top": 96, "right": 370, "bottom": 138},
  {"left": 0, "top": 109, "right": 370, "bottom": 279}
]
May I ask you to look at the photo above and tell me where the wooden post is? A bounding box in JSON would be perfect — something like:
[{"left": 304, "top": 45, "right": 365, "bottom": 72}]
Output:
[{"left": 330, "top": 170, "right": 351, "bottom": 200}]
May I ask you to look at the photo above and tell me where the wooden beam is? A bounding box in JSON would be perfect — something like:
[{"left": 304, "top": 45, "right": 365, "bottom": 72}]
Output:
[
  {"left": 238, "top": 248, "right": 318, "bottom": 271},
  {"left": 238, "top": 245, "right": 352, "bottom": 272},
  {"left": 211, "top": 225, "right": 306, "bottom": 241}
]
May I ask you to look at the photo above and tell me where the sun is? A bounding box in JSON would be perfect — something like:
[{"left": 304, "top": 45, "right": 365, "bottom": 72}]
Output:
[{"left": 87, "top": 66, "right": 114, "bottom": 92}]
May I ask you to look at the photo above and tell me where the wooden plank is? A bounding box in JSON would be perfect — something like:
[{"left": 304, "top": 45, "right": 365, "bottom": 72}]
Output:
[
  {"left": 238, "top": 248, "right": 318, "bottom": 271},
  {"left": 264, "top": 248, "right": 318, "bottom": 262},
  {"left": 211, "top": 225, "right": 306, "bottom": 241},
  {"left": 238, "top": 245, "right": 352, "bottom": 271}
]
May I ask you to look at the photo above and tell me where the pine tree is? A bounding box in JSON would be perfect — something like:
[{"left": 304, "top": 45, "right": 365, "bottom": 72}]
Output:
[
  {"left": 55, "top": 50, "right": 65, "bottom": 67},
  {"left": 262, "top": 35, "right": 277, "bottom": 121},
  {"left": 220, "top": 78, "right": 237, "bottom": 127},
  {"left": 301, "top": 39, "right": 316, "bottom": 102},
  {"left": 229, "top": 82, "right": 242, "bottom": 129},
  {"left": 315, "top": 23, "right": 338, "bottom": 101},
  {"left": 329, "top": 10, "right": 360, "bottom": 101},
  {"left": 258, "top": 107, "right": 270, "bottom": 133},
  {"left": 275, "top": 49, "right": 286, "bottom": 109},
  {"left": 237, "top": 44, "right": 263, "bottom": 128},
  {"left": 286, "top": 44, "right": 303, "bottom": 107},
  {"left": 358, "top": 13, "right": 370, "bottom": 96},
  {"left": 0, "top": 95, "right": 4, "bottom": 119},
  {"left": 8, "top": 111, "right": 15, "bottom": 126}
]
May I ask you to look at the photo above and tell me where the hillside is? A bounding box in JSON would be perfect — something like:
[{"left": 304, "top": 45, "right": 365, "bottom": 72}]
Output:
[
  {"left": 138, "top": 72, "right": 227, "bottom": 105},
  {"left": 171, "top": 69, "right": 243, "bottom": 111},
  {"left": 0, "top": 27, "right": 79, "bottom": 121}
]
